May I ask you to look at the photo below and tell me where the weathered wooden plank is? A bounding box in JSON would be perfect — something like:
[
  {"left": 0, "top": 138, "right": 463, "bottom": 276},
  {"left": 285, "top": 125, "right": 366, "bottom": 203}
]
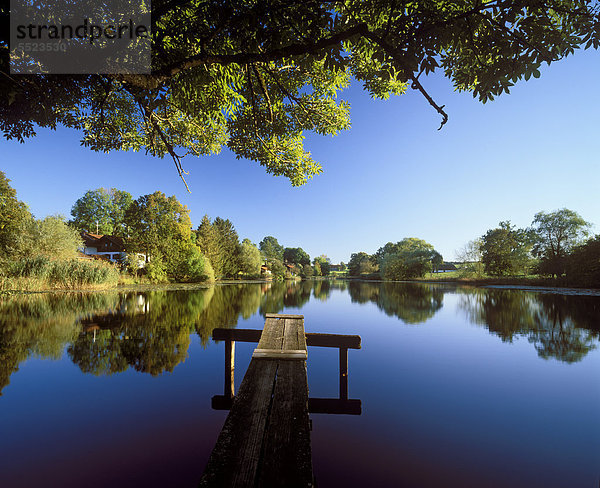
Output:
[
  {"left": 212, "top": 328, "right": 361, "bottom": 349},
  {"left": 225, "top": 340, "right": 235, "bottom": 399},
  {"left": 256, "top": 318, "right": 284, "bottom": 350},
  {"left": 307, "top": 398, "right": 362, "bottom": 415},
  {"left": 339, "top": 347, "right": 348, "bottom": 400},
  {"left": 305, "top": 333, "right": 361, "bottom": 349},
  {"left": 252, "top": 349, "right": 307, "bottom": 360},
  {"left": 213, "top": 328, "right": 262, "bottom": 343},
  {"left": 282, "top": 318, "right": 306, "bottom": 353},
  {"left": 203, "top": 314, "right": 316, "bottom": 487},
  {"left": 265, "top": 313, "right": 304, "bottom": 319},
  {"left": 257, "top": 360, "right": 313, "bottom": 487},
  {"left": 199, "top": 359, "right": 278, "bottom": 487},
  {"left": 213, "top": 395, "right": 363, "bottom": 416}
]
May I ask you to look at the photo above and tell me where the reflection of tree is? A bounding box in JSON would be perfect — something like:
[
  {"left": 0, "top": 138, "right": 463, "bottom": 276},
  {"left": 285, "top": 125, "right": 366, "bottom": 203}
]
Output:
[
  {"left": 458, "top": 289, "right": 599, "bottom": 362},
  {"left": 70, "top": 289, "right": 218, "bottom": 375},
  {"left": 348, "top": 282, "right": 443, "bottom": 324},
  {"left": 312, "top": 280, "right": 331, "bottom": 301},
  {"left": 529, "top": 295, "right": 598, "bottom": 363},
  {"left": 458, "top": 289, "right": 537, "bottom": 341},
  {"left": 259, "top": 281, "right": 312, "bottom": 314},
  {"left": 0, "top": 292, "right": 120, "bottom": 395},
  {"left": 194, "top": 284, "right": 261, "bottom": 343}
]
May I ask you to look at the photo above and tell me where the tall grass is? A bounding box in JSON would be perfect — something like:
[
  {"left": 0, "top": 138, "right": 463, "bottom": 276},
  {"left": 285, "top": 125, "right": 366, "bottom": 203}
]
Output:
[{"left": 0, "top": 256, "right": 120, "bottom": 291}]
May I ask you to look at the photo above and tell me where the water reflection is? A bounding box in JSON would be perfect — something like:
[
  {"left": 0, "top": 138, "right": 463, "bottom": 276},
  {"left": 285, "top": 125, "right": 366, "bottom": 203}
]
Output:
[
  {"left": 348, "top": 281, "right": 444, "bottom": 323},
  {"left": 458, "top": 288, "right": 600, "bottom": 362},
  {"left": 0, "top": 281, "right": 599, "bottom": 396}
]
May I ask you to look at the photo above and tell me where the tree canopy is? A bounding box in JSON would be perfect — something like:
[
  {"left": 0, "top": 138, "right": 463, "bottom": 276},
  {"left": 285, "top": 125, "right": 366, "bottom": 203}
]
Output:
[
  {"left": 531, "top": 208, "right": 590, "bottom": 276},
  {"left": 70, "top": 188, "right": 133, "bottom": 235},
  {"left": 480, "top": 221, "right": 533, "bottom": 276},
  {"left": 2, "top": 1, "right": 599, "bottom": 187}
]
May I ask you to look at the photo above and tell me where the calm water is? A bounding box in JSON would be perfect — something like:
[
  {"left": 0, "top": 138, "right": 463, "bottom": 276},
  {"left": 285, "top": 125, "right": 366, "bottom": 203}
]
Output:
[{"left": 0, "top": 281, "right": 598, "bottom": 487}]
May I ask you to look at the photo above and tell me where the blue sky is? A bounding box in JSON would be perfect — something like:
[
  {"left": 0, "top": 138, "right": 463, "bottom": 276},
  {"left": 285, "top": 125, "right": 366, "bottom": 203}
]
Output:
[{"left": 2, "top": 49, "right": 599, "bottom": 263}]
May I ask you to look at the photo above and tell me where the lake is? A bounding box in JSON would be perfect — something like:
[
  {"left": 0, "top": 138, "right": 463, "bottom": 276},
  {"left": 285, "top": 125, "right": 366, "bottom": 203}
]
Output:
[{"left": 0, "top": 281, "right": 598, "bottom": 487}]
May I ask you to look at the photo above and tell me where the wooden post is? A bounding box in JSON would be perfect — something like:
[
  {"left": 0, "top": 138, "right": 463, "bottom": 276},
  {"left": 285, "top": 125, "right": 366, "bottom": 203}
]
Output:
[
  {"left": 339, "top": 347, "right": 348, "bottom": 400},
  {"left": 225, "top": 340, "right": 235, "bottom": 399}
]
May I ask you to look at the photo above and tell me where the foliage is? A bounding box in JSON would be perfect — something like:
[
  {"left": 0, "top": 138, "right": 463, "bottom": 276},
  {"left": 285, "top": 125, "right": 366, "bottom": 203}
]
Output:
[
  {"left": 480, "top": 222, "right": 534, "bottom": 276},
  {"left": 20, "top": 215, "right": 83, "bottom": 260},
  {"left": 213, "top": 217, "right": 242, "bottom": 277},
  {"left": 313, "top": 255, "right": 331, "bottom": 276},
  {"left": 239, "top": 239, "right": 262, "bottom": 277},
  {"left": 169, "top": 241, "right": 214, "bottom": 282},
  {"left": 455, "top": 239, "right": 484, "bottom": 277},
  {"left": 347, "top": 252, "right": 377, "bottom": 276},
  {"left": 196, "top": 215, "right": 242, "bottom": 278},
  {"left": 566, "top": 235, "right": 600, "bottom": 287},
  {"left": 0, "top": 171, "right": 31, "bottom": 257},
  {"left": 377, "top": 238, "right": 442, "bottom": 280},
  {"left": 1, "top": 256, "right": 119, "bottom": 290},
  {"left": 144, "top": 256, "right": 169, "bottom": 283},
  {"left": 267, "top": 258, "right": 286, "bottom": 280},
  {"left": 125, "top": 191, "right": 191, "bottom": 261},
  {"left": 284, "top": 247, "right": 311, "bottom": 266},
  {"left": 259, "top": 236, "right": 284, "bottom": 261},
  {"left": 3, "top": 3, "right": 599, "bottom": 186},
  {"left": 531, "top": 208, "right": 591, "bottom": 277},
  {"left": 70, "top": 188, "right": 133, "bottom": 235},
  {"left": 301, "top": 263, "right": 314, "bottom": 279}
]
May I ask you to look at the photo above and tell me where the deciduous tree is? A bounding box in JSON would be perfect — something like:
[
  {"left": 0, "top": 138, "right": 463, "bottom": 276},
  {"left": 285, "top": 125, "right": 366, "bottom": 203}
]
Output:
[
  {"left": 480, "top": 221, "right": 534, "bottom": 276},
  {"left": 70, "top": 188, "right": 133, "bottom": 235},
  {"left": 259, "top": 236, "right": 284, "bottom": 262},
  {"left": 125, "top": 191, "right": 191, "bottom": 261},
  {"left": 531, "top": 209, "right": 591, "bottom": 277},
  {"left": 3, "top": 2, "right": 599, "bottom": 187}
]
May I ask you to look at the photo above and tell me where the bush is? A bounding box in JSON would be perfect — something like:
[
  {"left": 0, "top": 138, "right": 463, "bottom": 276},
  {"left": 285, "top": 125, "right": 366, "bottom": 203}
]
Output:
[
  {"left": 144, "top": 256, "right": 169, "bottom": 283},
  {"left": 1, "top": 256, "right": 119, "bottom": 290},
  {"left": 170, "top": 242, "right": 215, "bottom": 282}
]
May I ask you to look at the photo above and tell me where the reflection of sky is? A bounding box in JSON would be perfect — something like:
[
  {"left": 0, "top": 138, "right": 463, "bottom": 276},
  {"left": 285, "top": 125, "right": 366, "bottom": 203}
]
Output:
[{"left": 0, "top": 285, "right": 599, "bottom": 487}]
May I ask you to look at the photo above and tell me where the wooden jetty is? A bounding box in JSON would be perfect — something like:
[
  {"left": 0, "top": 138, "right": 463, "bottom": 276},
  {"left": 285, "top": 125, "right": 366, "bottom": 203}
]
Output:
[{"left": 199, "top": 313, "right": 361, "bottom": 487}]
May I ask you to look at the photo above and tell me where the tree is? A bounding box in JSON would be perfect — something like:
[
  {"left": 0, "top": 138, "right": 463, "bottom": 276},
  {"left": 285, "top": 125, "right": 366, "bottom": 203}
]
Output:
[
  {"left": 169, "top": 241, "right": 214, "bottom": 282},
  {"left": 213, "top": 217, "right": 242, "bottom": 278},
  {"left": 239, "top": 238, "right": 262, "bottom": 277},
  {"left": 480, "top": 221, "right": 534, "bottom": 276},
  {"left": 0, "top": 171, "right": 31, "bottom": 257},
  {"left": 196, "top": 215, "right": 223, "bottom": 276},
  {"left": 348, "top": 252, "right": 377, "bottom": 276},
  {"left": 3, "top": 3, "right": 599, "bottom": 187},
  {"left": 531, "top": 209, "right": 591, "bottom": 277},
  {"left": 259, "top": 236, "right": 284, "bottom": 262},
  {"left": 313, "top": 255, "right": 331, "bottom": 276},
  {"left": 70, "top": 188, "right": 133, "bottom": 235},
  {"left": 377, "top": 238, "right": 442, "bottom": 279},
  {"left": 125, "top": 191, "right": 191, "bottom": 261},
  {"left": 455, "top": 239, "right": 484, "bottom": 277},
  {"left": 566, "top": 236, "right": 600, "bottom": 287},
  {"left": 25, "top": 215, "right": 83, "bottom": 260},
  {"left": 301, "top": 263, "right": 314, "bottom": 279},
  {"left": 283, "top": 247, "right": 311, "bottom": 266},
  {"left": 196, "top": 215, "right": 242, "bottom": 278}
]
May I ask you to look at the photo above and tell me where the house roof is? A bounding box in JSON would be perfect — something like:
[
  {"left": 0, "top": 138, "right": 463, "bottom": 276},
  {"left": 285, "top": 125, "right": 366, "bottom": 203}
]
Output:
[{"left": 81, "top": 232, "right": 125, "bottom": 252}]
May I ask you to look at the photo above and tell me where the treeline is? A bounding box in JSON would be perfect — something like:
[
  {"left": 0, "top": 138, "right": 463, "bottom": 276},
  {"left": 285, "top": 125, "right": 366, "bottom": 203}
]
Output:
[
  {"left": 0, "top": 173, "right": 119, "bottom": 290},
  {"left": 0, "top": 174, "right": 337, "bottom": 287},
  {"left": 457, "top": 208, "right": 599, "bottom": 287},
  {"left": 70, "top": 188, "right": 334, "bottom": 282},
  {"left": 257, "top": 235, "right": 336, "bottom": 279},
  {"left": 347, "top": 237, "right": 443, "bottom": 280}
]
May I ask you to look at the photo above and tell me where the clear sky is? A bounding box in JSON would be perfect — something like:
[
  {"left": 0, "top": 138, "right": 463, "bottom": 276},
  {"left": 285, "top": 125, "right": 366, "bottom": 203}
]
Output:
[{"left": 1, "top": 49, "right": 599, "bottom": 264}]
